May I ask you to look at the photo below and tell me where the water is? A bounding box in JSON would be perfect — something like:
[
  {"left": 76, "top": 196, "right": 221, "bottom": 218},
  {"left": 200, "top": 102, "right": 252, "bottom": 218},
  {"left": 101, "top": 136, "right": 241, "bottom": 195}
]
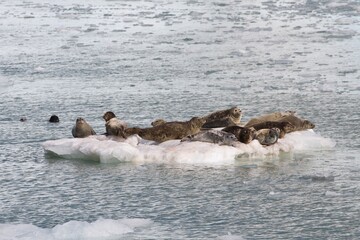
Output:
[{"left": 0, "top": 0, "right": 360, "bottom": 239}]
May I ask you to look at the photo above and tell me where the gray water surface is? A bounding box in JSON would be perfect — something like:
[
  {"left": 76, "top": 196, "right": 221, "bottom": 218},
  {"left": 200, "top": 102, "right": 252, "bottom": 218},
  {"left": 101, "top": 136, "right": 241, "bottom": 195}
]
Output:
[{"left": 1, "top": 0, "right": 360, "bottom": 239}]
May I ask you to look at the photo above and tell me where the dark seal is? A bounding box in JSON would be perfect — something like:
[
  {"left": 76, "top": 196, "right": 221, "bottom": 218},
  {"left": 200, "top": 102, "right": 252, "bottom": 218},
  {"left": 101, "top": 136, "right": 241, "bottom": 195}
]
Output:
[
  {"left": 221, "top": 126, "right": 256, "bottom": 144},
  {"left": 49, "top": 115, "right": 59, "bottom": 123}
]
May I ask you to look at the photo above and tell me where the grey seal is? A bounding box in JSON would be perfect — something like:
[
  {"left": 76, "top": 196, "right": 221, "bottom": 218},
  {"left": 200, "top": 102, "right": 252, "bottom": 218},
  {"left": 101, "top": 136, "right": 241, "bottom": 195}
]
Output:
[
  {"left": 255, "top": 128, "right": 280, "bottom": 146},
  {"left": 72, "top": 117, "right": 96, "bottom": 138},
  {"left": 181, "top": 129, "right": 239, "bottom": 146}
]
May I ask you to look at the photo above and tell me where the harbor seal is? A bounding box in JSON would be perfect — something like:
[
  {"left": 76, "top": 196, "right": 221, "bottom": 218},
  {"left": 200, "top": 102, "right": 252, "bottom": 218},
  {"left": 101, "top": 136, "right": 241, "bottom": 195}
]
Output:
[
  {"left": 181, "top": 129, "right": 238, "bottom": 146},
  {"left": 246, "top": 121, "right": 295, "bottom": 138},
  {"left": 72, "top": 117, "right": 96, "bottom": 138},
  {"left": 279, "top": 115, "right": 315, "bottom": 132},
  {"left": 125, "top": 117, "right": 206, "bottom": 143},
  {"left": 245, "top": 111, "right": 295, "bottom": 127},
  {"left": 255, "top": 128, "right": 280, "bottom": 146},
  {"left": 151, "top": 119, "right": 166, "bottom": 127},
  {"left": 102, "top": 111, "right": 127, "bottom": 138},
  {"left": 49, "top": 115, "right": 59, "bottom": 123},
  {"left": 221, "top": 126, "right": 256, "bottom": 144},
  {"left": 202, "top": 107, "right": 242, "bottom": 128}
]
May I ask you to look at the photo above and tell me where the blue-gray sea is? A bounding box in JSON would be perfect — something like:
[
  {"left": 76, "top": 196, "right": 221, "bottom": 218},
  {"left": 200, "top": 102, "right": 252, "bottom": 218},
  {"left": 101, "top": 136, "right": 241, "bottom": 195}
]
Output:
[{"left": 0, "top": 0, "right": 360, "bottom": 239}]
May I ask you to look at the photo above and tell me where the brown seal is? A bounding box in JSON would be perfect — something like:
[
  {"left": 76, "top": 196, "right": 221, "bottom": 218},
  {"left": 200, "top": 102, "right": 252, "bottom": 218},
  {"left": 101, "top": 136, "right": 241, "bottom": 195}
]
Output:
[
  {"left": 125, "top": 117, "right": 206, "bottom": 143},
  {"left": 279, "top": 115, "right": 315, "bottom": 132},
  {"left": 102, "top": 111, "right": 127, "bottom": 138},
  {"left": 72, "top": 117, "right": 96, "bottom": 138},
  {"left": 221, "top": 126, "right": 256, "bottom": 144},
  {"left": 245, "top": 121, "right": 295, "bottom": 138},
  {"left": 202, "top": 107, "right": 242, "bottom": 128},
  {"left": 245, "top": 111, "right": 295, "bottom": 127}
]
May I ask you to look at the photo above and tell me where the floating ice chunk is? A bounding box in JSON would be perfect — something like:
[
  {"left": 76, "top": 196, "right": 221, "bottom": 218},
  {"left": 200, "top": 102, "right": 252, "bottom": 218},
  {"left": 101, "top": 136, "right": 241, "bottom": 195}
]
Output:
[
  {"left": 217, "top": 233, "right": 246, "bottom": 240},
  {"left": 42, "top": 130, "right": 336, "bottom": 164},
  {"left": 0, "top": 218, "right": 152, "bottom": 240}
]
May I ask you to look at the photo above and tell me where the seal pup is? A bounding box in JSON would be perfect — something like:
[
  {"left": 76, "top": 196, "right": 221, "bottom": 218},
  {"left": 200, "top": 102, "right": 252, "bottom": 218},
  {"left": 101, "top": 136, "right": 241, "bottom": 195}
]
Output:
[
  {"left": 254, "top": 128, "right": 280, "bottom": 146},
  {"left": 221, "top": 126, "right": 256, "bottom": 144},
  {"left": 202, "top": 107, "right": 242, "bottom": 128},
  {"left": 181, "top": 129, "right": 239, "bottom": 146},
  {"left": 20, "top": 117, "right": 27, "bottom": 122},
  {"left": 103, "top": 111, "right": 127, "bottom": 138},
  {"left": 245, "top": 111, "right": 295, "bottom": 127},
  {"left": 125, "top": 117, "right": 206, "bottom": 143},
  {"left": 151, "top": 119, "right": 166, "bottom": 127},
  {"left": 246, "top": 121, "right": 295, "bottom": 138},
  {"left": 72, "top": 117, "right": 96, "bottom": 138},
  {"left": 49, "top": 115, "right": 59, "bottom": 123}
]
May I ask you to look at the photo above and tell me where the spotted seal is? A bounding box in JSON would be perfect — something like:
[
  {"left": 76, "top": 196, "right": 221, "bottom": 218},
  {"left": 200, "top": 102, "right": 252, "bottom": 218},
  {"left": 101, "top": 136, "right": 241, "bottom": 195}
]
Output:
[
  {"left": 245, "top": 111, "right": 295, "bottom": 127},
  {"left": 125, "top": 117, "right": 206, "bottom": 143},
  {"left": 279, "top": 115, "right": 315, "bottom": 132},
  {"left": 254, "top": 128, "right": 280, "bottom": 146},
  {"left": 181, "top": 129, "right": 239, "bottom": 146},
  {"left": 72, "top": 117, "right": 96, "bottom": 138},
  {"left": 103, "top": 111, "right": 127, "bottom": 138},
  {"left": 221, "top": 126, "right": 256, "bottom": 144},
  {"left": 202, "top": 107, "right": 242, "bottom": 128}
]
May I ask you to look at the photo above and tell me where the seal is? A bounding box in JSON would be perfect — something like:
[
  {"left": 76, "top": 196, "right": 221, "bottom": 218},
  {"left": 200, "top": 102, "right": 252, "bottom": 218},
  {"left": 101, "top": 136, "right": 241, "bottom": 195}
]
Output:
[
  {"left": 151, "top": 119, "right": 166, "bottom": 127},
  {"left": 255, "top": 128, "right": 280, "bottom": 146},
  {"left": 125, "top": 117, "right": 206, "bottom": 143},
  {"left": 245, "top": 121, "right": 295, "bottom": 138},
  {"left": 221, "top": 126, "right": 256, "bottom": 144},
  {"left": 181, "top": 129, "right": 238, "bottom": 146},
  {"left": 279, "top": 115, "right": 315, "bottom": 132},
  {"left": 202, "top": 107, "right": 242, "bottom": 128},
  {"left": 72, "top": 117, "right": 96, "bottom": 138},
  {"left": 49, "top": 115, "right": 59, "bottom": 123},
  {"left": 245, "top": 111, "right": 295, "bottom": 127},
  {"left": 102, "top": 111, "right": 127, "bottom": 138}
]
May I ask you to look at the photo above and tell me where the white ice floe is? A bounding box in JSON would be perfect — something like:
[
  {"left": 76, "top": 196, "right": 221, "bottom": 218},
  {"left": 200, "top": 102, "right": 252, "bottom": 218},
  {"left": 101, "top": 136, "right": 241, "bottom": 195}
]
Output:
[
  {"left": 0, "top": 218, "right": 152, "bottom": 240},
  {"left": 42, "top": 130, "right": 336, "bottom": 164}
]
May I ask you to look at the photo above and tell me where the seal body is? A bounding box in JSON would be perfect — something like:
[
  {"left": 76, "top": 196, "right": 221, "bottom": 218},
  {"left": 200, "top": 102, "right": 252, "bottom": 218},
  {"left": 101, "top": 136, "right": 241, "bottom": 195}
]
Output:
[
  {"left": 181, "top": 129, "right": 238, "bottom": 146},
  {"left": 279, "top": 115, "right": 315, "bottom": 132},
  {"left": 222, "top": 126, "right": 256, "bottom": 144},
  {"left": 125, "top": 117, "right": 206, "bottom": 143},
  {"left": 202, "top": 107, "right": 242, "bottom": 128},
  {"left": 72, "top": 117, "right": 96, "bottom": 138},
  {"left": 103, "top": 111, "right": 127, "bottom": 138},
  {"left": 245, "top": 111, "right": 295, "bottom": 127},
  {"left": 245, "top": 112, "right": 315, "bottom": 134},
  {"left": 255, "top": 128, "right": 280, "bottom": 146}
]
